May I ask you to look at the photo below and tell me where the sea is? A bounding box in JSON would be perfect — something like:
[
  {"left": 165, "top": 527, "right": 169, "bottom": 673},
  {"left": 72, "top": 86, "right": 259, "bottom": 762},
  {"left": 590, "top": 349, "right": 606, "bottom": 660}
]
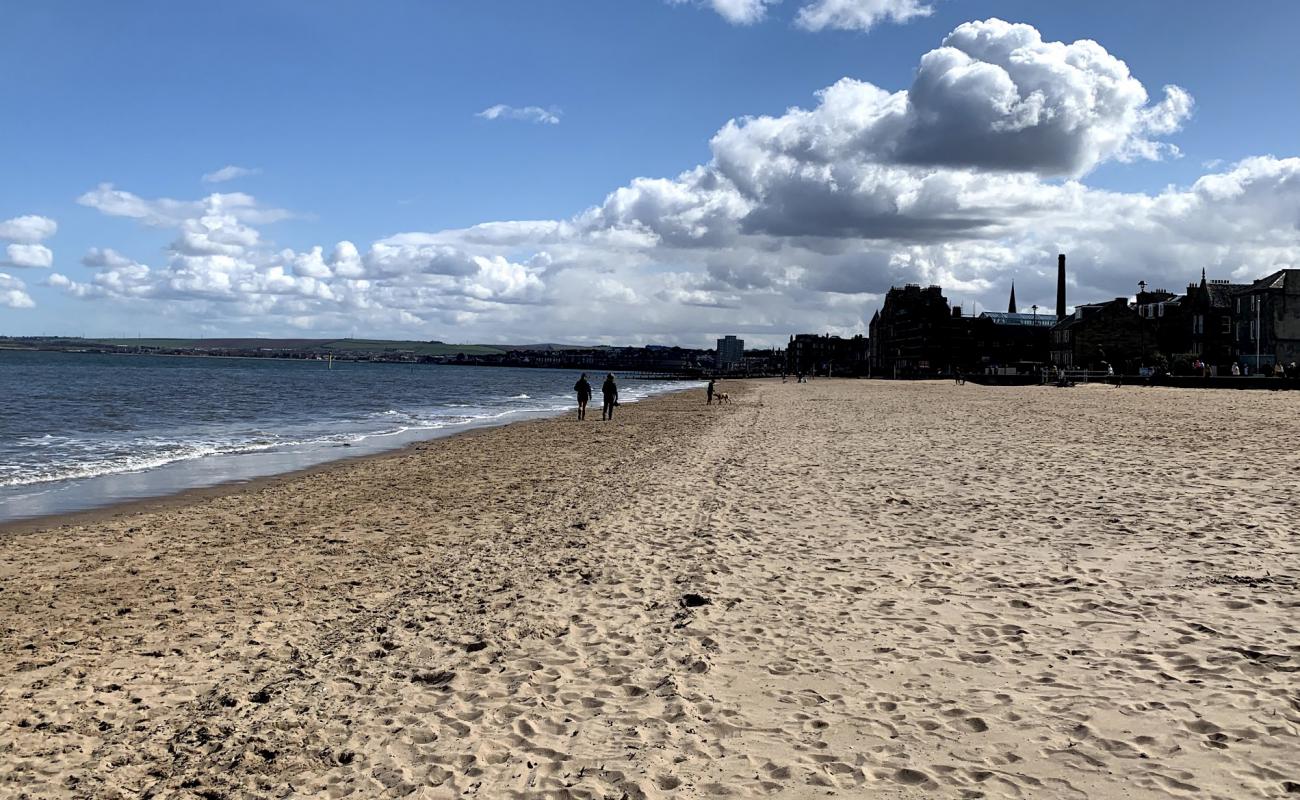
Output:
[{"left": 0, "top": 350, "right": 697, "bottom": 524}]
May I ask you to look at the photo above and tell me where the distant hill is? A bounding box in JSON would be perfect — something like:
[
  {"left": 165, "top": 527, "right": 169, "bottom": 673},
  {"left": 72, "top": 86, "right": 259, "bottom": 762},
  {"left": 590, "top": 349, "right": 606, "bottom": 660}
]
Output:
[{"left": 34, "top": 337, "right": 587, "bottom": 357}]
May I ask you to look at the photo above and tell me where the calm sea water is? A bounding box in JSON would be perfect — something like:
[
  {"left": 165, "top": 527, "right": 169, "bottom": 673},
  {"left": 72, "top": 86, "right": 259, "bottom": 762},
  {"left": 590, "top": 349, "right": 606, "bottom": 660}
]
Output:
[{"left": 0, "top": 351, "right": 695, "bottom": 523}]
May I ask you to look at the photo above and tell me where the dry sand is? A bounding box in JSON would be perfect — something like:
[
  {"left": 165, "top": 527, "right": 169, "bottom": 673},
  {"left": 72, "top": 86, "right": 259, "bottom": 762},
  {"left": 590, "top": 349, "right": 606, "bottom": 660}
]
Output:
[{"left": 2, "top": 380, "right": 1298, "bottom": 799}]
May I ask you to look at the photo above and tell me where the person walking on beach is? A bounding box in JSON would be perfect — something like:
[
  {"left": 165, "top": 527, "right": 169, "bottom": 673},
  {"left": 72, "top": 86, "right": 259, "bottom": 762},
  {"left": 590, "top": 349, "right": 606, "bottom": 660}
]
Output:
[
  {"left": 706, "top": 379, "right": 716, "bottom": 405},
  {"left": 601, "top": 373, "right": 619, "bottom": 421},
  {"left": 573, "top": 373, "right": 592, "bottom": 421}
]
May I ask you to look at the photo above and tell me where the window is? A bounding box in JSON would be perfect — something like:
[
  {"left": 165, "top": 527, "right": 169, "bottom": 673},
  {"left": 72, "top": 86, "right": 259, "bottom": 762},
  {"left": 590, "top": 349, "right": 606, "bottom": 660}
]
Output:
[{"left": 1221, "top": 317, "right": 1231, "bottom": 334}]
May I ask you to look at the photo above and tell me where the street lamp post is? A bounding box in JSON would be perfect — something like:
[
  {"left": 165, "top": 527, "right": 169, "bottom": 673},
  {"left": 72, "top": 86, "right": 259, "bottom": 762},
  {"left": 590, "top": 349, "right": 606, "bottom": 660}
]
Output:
[
  {"left": 1137, "top": 280, "right": 1147, "bottom": 374},
  {"left": 1256, "top": 294, "right": 1262, "bottom": 374},
  {"left": 1030, "top": 304, "right": 1040, "bottom": 379}
]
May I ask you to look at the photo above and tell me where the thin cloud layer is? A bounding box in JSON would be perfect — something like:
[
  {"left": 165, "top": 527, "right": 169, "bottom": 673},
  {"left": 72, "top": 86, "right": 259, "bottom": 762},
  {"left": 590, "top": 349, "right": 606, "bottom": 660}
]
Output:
[
  {"left": 45, "top": 20, "right": 1299, "bottom": 346},
  {"left": 674, "top": 0, "right": 932, "bottom": 30},
  {"left": 795, "top": 0, "right": 934, "bottom": 32},
  {"left": 669, "top": 0, "right": 778, "bottom": 25},
  {"left": 476, "top": 105, "right": 562, "bottom": 125},
  {"left": 76, "top": 184, "right": 292, "bottom": 227},
  {"left": 201, "top": 165, "right": 261, "bottom": 184}
]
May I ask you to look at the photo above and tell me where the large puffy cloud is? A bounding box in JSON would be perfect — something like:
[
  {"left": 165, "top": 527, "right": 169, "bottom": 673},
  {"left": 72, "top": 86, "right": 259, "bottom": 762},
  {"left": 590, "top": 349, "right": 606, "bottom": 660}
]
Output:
[
  {"left": 49, "top": 20, "right": 1299, "bottom": 346},
  {"left": 710, "top": 19, "right": 1192, "bottom": 183},
  {"left": 898, "top": 20, "right": 1192, "bottom": 173}
]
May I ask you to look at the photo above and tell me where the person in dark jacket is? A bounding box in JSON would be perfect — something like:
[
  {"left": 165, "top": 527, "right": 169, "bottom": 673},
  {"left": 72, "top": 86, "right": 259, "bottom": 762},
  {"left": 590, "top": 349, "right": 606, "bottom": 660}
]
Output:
[
  {"left": 573, "top": 373, "right": 592, "bottom": 420},
  {"left": 601, "top": 373, "right": 619, "bottom": 421},
  {"left": 706, "top": 379, "right": 716, "bottom": 405}
]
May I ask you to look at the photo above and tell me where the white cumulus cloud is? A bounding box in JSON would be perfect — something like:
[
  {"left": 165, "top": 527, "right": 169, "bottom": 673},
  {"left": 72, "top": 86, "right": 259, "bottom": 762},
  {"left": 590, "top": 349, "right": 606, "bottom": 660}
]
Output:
[
  {"left": 0, "top": 215, "right": 57, "bottom": 270},
  {"left": 0, "top": 215, "right": 57, "bottom": 243},
  {"left": 0, "top": 273, "right": 35, "bottom": 308},
  {"left": 4, "top": 244, "right": 54, "bottom": 269}
]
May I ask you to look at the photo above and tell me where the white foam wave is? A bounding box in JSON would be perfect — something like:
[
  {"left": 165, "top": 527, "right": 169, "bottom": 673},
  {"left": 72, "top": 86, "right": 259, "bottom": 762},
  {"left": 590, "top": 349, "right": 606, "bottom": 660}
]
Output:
[{"left": 0, "top": 379, "right": 702, "bottom": 491}]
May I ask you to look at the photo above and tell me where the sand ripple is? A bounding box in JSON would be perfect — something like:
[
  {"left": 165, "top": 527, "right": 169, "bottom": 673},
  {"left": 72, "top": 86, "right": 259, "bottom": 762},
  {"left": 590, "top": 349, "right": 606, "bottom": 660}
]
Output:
[{"left": 2, "top": 380, "right": 1298, "bottom": 799}]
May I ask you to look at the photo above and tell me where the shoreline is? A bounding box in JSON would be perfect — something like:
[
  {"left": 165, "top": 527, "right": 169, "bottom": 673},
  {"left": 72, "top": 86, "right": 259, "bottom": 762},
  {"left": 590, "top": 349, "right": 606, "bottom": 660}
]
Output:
[
  {"left": 0, "top": 379, "right": 701, "bottom": 534},
  {"left": 0, "top": 414, "right": 528, "bottom": 539}
]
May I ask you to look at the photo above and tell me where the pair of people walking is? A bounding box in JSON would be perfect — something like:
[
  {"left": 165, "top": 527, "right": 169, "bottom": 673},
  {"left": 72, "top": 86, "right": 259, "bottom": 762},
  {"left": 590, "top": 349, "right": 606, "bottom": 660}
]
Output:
[{"left": 573, "top": 373, "right": 619, "bottom": 421}]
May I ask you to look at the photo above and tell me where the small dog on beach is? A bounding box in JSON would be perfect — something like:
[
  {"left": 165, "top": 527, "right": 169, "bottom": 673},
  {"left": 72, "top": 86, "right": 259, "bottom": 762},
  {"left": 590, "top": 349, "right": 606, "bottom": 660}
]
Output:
[{"left": 715, "top": 392, "right": 731, "bottom": 404}]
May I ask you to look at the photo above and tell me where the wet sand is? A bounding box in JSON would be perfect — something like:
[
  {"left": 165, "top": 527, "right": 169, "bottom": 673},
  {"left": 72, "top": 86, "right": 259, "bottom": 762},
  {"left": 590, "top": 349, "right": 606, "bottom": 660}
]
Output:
[{"left": 2, "top": 380, "right": 1297, "bottom": 799}]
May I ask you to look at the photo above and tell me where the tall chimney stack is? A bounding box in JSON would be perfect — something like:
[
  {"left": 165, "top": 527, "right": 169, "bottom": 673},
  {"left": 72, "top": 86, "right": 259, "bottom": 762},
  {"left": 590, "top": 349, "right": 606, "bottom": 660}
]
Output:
[{"left": 1056, "top": 254, "right": 1066, "bottom": 318}]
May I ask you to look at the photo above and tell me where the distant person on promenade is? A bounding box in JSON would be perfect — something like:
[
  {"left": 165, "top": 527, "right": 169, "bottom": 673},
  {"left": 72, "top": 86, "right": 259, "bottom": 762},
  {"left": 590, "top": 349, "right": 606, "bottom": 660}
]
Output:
[
  {"left": 601, "top": 373, "right": 619, "bottom": 421},
  {"left": 573, "top": 373, "right": 592, "bottom": 420},
  {"left": 1232, "top": 362, "right": 1241, "bottom": 376},
  {"left": 707, "top": 378, "right": 716, "bottom": 405}
]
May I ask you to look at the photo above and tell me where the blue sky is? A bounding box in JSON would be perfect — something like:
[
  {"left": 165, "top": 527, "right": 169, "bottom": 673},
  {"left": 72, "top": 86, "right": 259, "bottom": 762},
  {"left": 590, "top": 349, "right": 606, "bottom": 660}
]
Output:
[{"left": 3, "top": 0, "right": 1299, "bottom": 344}]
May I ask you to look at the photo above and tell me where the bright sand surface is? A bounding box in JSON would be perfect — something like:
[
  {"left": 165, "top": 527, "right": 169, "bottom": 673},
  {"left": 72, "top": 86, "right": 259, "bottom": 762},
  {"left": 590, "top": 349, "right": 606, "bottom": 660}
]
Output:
[{"left": 2, "top": 380, "right": 1298, "bottom": 799}]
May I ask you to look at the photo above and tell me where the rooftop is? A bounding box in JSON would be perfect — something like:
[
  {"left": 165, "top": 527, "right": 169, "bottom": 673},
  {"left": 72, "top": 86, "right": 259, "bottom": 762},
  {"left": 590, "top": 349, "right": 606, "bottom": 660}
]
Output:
[{"left": 979, "top": 311, "right": 1059, "bottom": 327}]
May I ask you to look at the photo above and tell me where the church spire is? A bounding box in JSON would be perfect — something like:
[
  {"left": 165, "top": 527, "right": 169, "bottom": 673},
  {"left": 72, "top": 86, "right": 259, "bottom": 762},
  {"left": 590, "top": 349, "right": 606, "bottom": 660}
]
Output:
[{"left": 1007, "top": 282, "right": 1017, "bottom": 314}]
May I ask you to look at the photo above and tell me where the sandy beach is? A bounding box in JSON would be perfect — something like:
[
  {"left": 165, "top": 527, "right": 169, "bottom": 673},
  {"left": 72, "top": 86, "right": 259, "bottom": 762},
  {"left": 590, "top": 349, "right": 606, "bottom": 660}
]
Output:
[{"left": 2, "top": 380, "right": 1298, "bottom": 799}]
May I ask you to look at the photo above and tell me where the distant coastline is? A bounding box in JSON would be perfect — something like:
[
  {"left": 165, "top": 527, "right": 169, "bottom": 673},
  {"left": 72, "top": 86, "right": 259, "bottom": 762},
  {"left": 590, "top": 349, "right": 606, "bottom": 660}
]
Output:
[{"left": 0, "top": 335, "right": 787, "bottom": 378}]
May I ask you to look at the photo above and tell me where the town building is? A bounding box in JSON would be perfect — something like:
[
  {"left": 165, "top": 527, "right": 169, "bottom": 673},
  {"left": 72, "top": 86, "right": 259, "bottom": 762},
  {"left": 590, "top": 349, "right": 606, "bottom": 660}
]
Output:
[
  {"left": 786, "top": 333, "right": 869, "bottom": 376},
  {"left": 868, "top": 284, "right": 956, "bottom": 377},
  {"left": 1050, "top": 297, "right": 1142, "bottom": 370},
  {"left": 1134, "top": 284, "right": 1184, "bottom": 368},
  {"left": 959, "top": 310, "right": 1057, "bottom": 372},
  {"left": 1180, "top": 272, "right": 1249, "bottom": 372},
  {"left": 1232, "top": 269, "right": 1300, "bottom": 372},
  {"left": 715, "top": 335, "right": 745, "bottom": 371}
]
